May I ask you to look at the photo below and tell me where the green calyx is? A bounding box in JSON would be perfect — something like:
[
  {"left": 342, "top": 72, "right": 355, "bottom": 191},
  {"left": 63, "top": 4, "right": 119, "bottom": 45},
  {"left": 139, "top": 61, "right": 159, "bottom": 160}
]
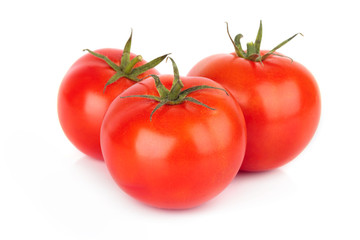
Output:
[
  {"left": 83, "top": 30, "right": 169, "bottom": 92},
  {"left": 226, "top": 20, "right": 303, "bottom": 63},
  {"left": 121, "top": 57, "right": 228, "bottom": 121}
]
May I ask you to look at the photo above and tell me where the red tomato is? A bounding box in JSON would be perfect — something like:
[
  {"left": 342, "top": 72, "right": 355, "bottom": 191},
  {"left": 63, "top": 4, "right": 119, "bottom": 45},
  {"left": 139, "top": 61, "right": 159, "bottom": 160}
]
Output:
[
  {"left": 58, "top": 34, "right": 167, "bottom": 160},
  {"left": 188, "top": 22, "right": 321, "bottom": 171},
  {"left": 100, "top": 69, "right": 246, "bottom": 209}
]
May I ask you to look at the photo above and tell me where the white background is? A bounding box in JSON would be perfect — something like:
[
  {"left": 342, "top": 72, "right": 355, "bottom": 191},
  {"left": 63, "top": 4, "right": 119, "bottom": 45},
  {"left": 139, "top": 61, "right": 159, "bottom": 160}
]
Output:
[{"left": 1, "top": 0, "right": 359, "bottom": 239}]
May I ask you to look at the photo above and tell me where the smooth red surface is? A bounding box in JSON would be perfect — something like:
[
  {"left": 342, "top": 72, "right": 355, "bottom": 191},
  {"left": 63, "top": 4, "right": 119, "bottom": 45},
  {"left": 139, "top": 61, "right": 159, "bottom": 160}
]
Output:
[
  {"left": 58, "top": 49, "right": 158, "bottom": 160},
  {"left": 101, "top": 75, "right": 247, "bottom": 209},
  {"left": 188, "top": 52, "right": 321, "bottom": 171}
]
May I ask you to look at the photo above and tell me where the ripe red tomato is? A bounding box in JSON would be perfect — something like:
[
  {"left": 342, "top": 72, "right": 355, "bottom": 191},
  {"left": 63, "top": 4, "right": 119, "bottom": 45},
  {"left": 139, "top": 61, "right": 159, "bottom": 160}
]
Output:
[
  {"left": 100, "top": 60, "right": 246, "bottom": 209},
  {"left": 58, "top": 33, "right": 167, "bottom": 160},
  {"left": 188, "top": 22, "right": 321, "bottom": 171}
]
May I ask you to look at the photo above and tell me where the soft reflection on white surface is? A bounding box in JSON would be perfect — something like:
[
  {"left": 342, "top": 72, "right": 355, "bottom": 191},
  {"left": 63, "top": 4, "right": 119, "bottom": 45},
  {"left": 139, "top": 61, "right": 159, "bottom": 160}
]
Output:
[{"left": 207, "top": 169, "right": 297, "bottom": 208}]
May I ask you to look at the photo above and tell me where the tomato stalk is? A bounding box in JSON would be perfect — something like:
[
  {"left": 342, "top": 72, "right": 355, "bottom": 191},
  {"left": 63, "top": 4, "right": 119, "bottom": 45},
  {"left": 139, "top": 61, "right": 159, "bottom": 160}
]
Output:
[
  {"left": 83, "top": 30, "right": 169, "bottom": 92},
  {"left": 121, "top": 57, "right": 228, "bottom": 121},
  {"left": 226, "top": 20, "right": 303, "bottom": 63}
]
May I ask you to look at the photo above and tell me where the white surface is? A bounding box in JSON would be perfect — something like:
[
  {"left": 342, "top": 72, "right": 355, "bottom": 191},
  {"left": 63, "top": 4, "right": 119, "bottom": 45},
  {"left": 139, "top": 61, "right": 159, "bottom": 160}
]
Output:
[{"left": 1, "top": 0, "right": 359, "bottom": 239}]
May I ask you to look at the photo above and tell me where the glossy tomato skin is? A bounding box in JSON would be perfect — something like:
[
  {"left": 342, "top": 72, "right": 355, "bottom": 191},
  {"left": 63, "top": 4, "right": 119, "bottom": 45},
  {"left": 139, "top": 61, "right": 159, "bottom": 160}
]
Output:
[
  {"left": 58, "top": 49, "right": 158, "bottom": 160},
  {"left": 188, "top": 51, "right": 321, "bottom": 171},
  {"left": 100, "top": 75, "right": 246, "bottom": 209}
]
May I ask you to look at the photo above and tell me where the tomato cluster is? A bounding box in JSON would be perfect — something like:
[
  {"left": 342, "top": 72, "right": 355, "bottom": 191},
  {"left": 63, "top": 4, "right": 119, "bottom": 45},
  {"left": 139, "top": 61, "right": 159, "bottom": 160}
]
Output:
[{"left": 58, "top": 22, "right": 321, "bottom": 209}]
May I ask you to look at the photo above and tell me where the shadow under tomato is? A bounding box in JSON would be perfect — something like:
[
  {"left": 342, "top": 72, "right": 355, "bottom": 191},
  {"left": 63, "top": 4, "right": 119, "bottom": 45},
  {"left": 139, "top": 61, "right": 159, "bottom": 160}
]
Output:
[
  {"left": 202, "top": 168, "right": 298, "bottom": 209},
  {"left": 73, "top": 155, "right": 297, "bottom": 213},
  {"left": 73, "top": 155, "right": 113, "bottom": 187}
]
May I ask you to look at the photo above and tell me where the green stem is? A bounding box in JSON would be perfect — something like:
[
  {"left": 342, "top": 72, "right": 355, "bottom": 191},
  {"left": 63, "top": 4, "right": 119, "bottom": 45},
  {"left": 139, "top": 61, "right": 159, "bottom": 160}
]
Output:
[
  {"left": 226, "top": 22, "right": 245, "bottom": 58},
  {"left": 261, "top": 32, "right": 303, "bottom": 61},
  {"left": 167, "top": 57, "right": 183, "bottom": 101},
  {"left": 84, "top": 30, "right": 168, "bottom": 92},
  {"left": 83, "top": 49, "right": 120, "bottom": 71},
  {"left": 124, "top": 55, "right": 143, "bottom": 74},
  {"left": 119, "top": 57, "right": 228, "bottom": 121},
  {"left": 226, "top": 20, "right": 302, "bottom": 62}
]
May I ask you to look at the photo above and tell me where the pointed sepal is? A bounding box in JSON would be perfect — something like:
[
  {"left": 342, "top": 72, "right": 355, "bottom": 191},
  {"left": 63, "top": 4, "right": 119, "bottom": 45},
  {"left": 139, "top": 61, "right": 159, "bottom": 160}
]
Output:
[
  {"left": 84, "top": 30, "right": 168, "bottom": 92},
  {"left": 119, "top": 58, "right": 228, "bottom": 121},
  {"left": 226, "top": 21, "right": 302, "bottom": 62}
]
